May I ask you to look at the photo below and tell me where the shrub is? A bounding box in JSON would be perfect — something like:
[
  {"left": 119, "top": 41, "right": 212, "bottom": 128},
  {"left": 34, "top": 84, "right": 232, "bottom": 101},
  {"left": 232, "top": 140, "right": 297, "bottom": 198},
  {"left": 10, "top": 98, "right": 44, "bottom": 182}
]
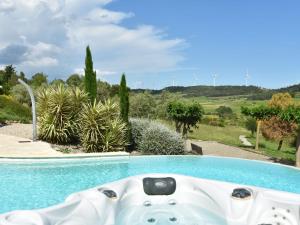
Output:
[
  {"left": 130, "top": 118, "right": 184, "bottom": 155},
  {"left": 0, "top": 95, "right": 31, "bottom": 123},
  {"left": 10, "top": 84, "right": 31, "bottom": 106},
  {"left": 130, "top": 92, "right": 156, "bottom": 119},
  {"left": 216, "top": 106, "right": 233, "bottom": 118},
  {"left": 201, "top": 115, "right": 225, "bottom": 127},
  {"left": 245, "top": 117, "right": 257, "bottom": 136},
  {"left": 130, "top": 118, "right": 151, "bottom": 149},
  {"left": 79, "top": 100, "right": 127, "bottom": 152},
  {"left": 37, "top": 85, "right": 88, "bottom": 144}
]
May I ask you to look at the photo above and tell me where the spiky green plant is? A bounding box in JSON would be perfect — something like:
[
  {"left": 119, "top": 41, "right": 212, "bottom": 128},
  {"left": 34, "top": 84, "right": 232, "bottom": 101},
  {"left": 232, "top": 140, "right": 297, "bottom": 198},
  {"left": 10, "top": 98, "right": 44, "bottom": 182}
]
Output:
[
  {"left": 37, "top": 84, "right": 88, "bottom": 144},
  {"left": 36, "top": 87, "right": 50, "bottom": 115},
  {"left": 79, "top": 100, "right": 127, "bottom": 152}
]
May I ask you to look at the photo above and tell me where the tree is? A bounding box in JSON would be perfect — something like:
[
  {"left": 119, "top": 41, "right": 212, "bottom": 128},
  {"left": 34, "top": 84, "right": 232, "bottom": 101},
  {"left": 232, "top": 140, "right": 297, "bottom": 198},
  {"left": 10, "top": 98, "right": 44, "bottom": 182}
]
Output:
[
  {"left": 155, "top": 91, "right": 180, "bottom": 119},
  {"left": 241, "top": 105, "right": 278, "bottom": 150},
  {"left": 50, "top": 79, "right": 65, "bottom": 86},
  {"left": 30, "top": 73, "right": 48, "bottom": 87},
  {"left": 10, "top": 84, "right": 31, "bottom": 106},
  {"left": 84, "top": 46, "right": 97, "bottom": 102},
  {"left": 278, "top": 106, "right": 300, "bottom": 167},
  {"left": 1, "top": 65, "right": 17, "bottom": 94},
  {"left": 245, "top": 117, "right": 257, "bottom": 136},
  {"left": 110, "top": 84, "right": 120, "bottom": 97},
  {"left": 119, "top": 74, "right": 129, "bottom": 123},
  {"left": 268, "top": 92, "right": 294, "bottom": 109},
  {"left": 130, "top": 92, "right": 156, "bottom": 119},
  {"left": 216, "top": 106, "right": 233, "bottom": 118},
  {"left": 167, "top": 101, "right": 204, "bottom": 138},
  {"left": 261, "top": 116, "right": 297, "bottom": 150},
  {"left": 261, "top": 93, "right": 297, "bottom": 150},
  {"left": 66, "top": 74, "right": 83, "bottom": 87},
  {"left": 19, "top": 71, "right": 28, "bottom": 83},
  {"left": 242, "top": 104, "right": 300, "bottom": 167},
  {"left": 97, "top": 80, "right": 111, "bottom": 102},
  {"left": 3, "top": 65, "right": 15, "bottom": 83}
]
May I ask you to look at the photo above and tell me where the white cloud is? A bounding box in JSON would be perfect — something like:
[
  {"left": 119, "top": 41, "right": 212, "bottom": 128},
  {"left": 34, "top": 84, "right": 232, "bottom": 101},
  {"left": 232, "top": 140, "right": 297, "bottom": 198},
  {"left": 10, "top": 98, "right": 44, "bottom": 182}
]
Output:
[
  {"left": 22, "top": 57, "right": 58, "bottom": 67},
  {"left": 85, "top": 8, "right": 134, "bottom": 24},
  {"left": 0, "top": 0, "right": 15, "bottom": 12},
  {"left": 74, "top": 68, "right": 116, "bottom": 76},
  {"left": 0, "top": 0, "right": 186, "bottom": 78}
]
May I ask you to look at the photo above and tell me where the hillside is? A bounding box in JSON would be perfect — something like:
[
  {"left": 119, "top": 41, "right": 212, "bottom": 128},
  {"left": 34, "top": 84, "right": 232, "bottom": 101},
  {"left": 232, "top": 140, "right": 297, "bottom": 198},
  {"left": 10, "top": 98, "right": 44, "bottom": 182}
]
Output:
[
  {"left": 0, "top": 95, "right": 31, "bottom": 123},
  {"left": 132, "top": 84, "right": 300, "bottom": 98}
]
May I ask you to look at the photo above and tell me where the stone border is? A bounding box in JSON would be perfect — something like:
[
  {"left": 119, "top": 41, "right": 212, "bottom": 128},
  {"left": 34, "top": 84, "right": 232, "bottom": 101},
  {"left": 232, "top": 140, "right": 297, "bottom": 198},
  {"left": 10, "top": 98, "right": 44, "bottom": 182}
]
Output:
[{"left": 0, "top": 151, "right": 129, "bottom": 160}]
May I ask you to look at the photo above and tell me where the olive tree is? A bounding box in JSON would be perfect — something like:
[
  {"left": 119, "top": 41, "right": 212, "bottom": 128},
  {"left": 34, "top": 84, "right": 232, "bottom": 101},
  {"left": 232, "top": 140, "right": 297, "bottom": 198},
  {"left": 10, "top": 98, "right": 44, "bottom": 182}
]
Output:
[
  {"left": 167, "top": 101, "right": 204, "bottom": 138},
  {"left": 279, "top": 106, "right": 300, "bottom": 167},
  {"left": 261, "top": 93, "right": 297, "bottom": 150}
]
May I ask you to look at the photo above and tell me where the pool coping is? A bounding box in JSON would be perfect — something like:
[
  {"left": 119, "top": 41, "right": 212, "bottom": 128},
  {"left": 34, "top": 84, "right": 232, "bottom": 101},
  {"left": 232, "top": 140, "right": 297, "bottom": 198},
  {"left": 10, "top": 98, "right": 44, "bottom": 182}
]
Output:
[
  {"left": 0, "top": 151, "right": 129, "bottom": 160},
  {"left": 0, "top": 154, "right": 300, "bottom": 173}
]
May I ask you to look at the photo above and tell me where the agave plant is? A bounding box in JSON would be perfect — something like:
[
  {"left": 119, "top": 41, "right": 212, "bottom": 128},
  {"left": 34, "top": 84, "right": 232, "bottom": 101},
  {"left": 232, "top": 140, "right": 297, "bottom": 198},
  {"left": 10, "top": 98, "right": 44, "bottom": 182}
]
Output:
[
  {"left": 79, "top": 100, "right": 127, "bottom": 152},
  {"left": 37, "top": 84, "right": 88, "bottom": 144}
]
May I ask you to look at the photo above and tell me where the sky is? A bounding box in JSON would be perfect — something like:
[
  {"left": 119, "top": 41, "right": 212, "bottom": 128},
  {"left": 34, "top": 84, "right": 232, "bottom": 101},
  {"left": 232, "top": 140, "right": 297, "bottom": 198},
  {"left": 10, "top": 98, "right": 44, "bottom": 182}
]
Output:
[{"left": 0, "top": 0, "right": 299, "bottom": 89}]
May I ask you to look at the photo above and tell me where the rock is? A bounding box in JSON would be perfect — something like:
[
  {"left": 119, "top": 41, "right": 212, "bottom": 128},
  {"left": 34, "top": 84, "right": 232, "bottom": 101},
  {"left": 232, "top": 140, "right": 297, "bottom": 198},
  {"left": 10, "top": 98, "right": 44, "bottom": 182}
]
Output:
[{"left": 239, "top": 135, "right": 253, "bottom": 147}]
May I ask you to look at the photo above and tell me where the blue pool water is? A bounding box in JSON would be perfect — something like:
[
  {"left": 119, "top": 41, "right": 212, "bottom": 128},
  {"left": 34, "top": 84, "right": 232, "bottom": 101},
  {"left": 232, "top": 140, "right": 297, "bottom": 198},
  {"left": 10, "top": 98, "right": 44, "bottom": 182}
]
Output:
[{"left": 1, "top": 156, "right": 300, "bottom": 213}]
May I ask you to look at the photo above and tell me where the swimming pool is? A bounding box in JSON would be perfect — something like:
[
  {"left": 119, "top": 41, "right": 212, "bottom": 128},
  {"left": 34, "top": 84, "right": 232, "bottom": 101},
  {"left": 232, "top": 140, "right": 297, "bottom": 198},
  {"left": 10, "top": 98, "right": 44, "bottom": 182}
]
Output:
[{"left": 1, "top": 156, "right": 300, "bottom": 213}]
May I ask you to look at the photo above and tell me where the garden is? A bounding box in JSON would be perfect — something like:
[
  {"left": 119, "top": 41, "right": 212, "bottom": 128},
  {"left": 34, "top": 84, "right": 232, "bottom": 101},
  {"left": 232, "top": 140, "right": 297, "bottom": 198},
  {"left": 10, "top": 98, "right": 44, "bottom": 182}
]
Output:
[{"left": 1, "top": 46, "right": 300, "bottom": 166}]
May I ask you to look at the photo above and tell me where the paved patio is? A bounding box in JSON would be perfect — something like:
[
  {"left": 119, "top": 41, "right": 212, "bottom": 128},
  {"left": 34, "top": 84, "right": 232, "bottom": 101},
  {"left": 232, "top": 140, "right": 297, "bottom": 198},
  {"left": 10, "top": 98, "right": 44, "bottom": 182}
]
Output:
[{"left": 0, "top": 134, "right": 62, "bottom": 157}]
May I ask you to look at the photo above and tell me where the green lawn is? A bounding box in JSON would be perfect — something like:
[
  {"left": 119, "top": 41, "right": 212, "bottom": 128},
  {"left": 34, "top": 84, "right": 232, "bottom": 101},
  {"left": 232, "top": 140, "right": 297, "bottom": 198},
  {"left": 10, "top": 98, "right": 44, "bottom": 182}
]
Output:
[
  {"left": 188, "top": 124, "right": 249, "bottom": 147},
  {"left": 188, "top": 123, "right": 296, "bottom": 164},
  {"left": 247, "top": 135, "right": 296, "bottom": 164}
]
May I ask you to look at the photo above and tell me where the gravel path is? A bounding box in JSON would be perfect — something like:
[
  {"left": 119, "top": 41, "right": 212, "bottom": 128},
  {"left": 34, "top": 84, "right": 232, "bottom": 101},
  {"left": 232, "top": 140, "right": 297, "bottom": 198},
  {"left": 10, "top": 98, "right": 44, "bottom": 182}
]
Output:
[{"left": 191, "top": 140, "right": 271, "bottom": 161}]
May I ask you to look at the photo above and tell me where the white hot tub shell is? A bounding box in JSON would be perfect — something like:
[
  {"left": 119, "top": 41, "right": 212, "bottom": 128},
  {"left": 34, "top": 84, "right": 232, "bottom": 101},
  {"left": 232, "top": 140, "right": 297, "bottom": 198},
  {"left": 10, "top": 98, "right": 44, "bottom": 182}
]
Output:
[{"left": 0, "top": 174, "right": 299, "bottom": 225}]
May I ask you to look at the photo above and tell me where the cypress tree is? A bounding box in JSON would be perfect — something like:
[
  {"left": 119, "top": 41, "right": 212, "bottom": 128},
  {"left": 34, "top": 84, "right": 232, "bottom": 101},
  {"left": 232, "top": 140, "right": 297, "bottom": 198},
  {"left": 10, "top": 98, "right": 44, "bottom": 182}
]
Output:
[
  {"left": 119, "top": 73, "right": 129, "bottom": 123},
  {"left": 84, "top": 46, "right": 97, "bottom": 102}
]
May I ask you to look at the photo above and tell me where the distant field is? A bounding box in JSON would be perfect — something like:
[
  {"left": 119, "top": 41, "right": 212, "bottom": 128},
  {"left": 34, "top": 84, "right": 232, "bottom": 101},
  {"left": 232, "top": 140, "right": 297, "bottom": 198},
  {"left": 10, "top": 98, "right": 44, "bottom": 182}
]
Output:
[{"left": 189, "top": 94, "right": 300, "bottom": 115}]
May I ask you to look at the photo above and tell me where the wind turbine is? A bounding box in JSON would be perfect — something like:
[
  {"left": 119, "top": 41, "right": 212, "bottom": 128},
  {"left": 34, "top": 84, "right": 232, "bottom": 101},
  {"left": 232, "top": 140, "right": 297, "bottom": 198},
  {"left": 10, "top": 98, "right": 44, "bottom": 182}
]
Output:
[
  {"left": 133, "top": 81, "right": 143, "bottom": 89},
  {"left": 212, "top": 74, "right": 218, "bottom": 87},
  {"left": 245, "top": 69, "right": 250, "bottom": 86},
  {"left": 171, "top": 76, "right": 177, "bottom": 87},
  {"left": 193, "top": 73, "right": 200, "bottom": 86}
]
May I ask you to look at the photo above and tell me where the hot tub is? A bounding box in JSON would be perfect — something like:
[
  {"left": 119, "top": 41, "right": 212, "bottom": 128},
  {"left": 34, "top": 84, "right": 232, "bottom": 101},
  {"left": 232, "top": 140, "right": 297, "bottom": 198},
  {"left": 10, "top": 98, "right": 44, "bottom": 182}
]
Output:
[{"left": 0, "top": 174, "right": 299, "bottom": 225}]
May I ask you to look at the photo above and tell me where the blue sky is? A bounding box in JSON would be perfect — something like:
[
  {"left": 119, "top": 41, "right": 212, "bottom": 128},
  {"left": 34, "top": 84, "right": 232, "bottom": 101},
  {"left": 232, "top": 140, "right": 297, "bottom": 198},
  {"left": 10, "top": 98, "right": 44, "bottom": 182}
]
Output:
[{"left": 0, "top": 0, "right": 299, "bottom": 89}]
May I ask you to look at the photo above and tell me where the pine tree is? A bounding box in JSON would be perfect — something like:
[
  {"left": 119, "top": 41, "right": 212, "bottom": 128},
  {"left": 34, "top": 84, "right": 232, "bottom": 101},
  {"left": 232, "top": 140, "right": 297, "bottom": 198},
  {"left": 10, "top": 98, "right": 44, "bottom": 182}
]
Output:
[
  {"left": 119, "top": 74, "right": 129, "bottom": 123},
  {"left": 84, "top": 46, "right": 97, "bottom": 102}
]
